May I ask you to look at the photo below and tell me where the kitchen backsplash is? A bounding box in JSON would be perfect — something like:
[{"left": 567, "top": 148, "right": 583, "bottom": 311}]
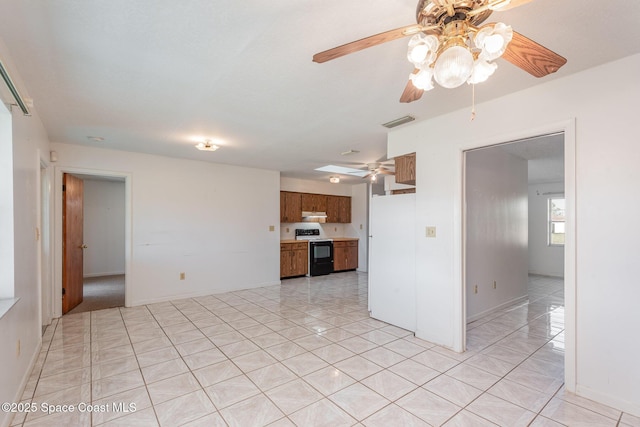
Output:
[{"left": 280, "top": 223, "right": 348, "bottom": 240}]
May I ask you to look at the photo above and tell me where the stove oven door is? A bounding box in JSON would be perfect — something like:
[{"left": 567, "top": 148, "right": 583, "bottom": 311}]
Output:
[{"left": 309, "top": 241, "right": 334, "bottom": 276}]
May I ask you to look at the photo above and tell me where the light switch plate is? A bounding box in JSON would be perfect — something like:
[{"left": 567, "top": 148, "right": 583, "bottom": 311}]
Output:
[
  {"left": 426, "top": 226, "right": 436, "bottom": 238},
  {"left": 269, "top": 225, "right": 275, "bottom": 232}
]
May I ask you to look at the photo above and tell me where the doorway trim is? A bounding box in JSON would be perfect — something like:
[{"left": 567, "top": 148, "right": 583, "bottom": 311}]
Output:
[
  {"left": 459, "top": 118, "right": 576, "bottom": 392},
  {"left": 52, "top": 166, "right": 132, "bottom": 318},
  {"left": 37, "top": 150, "right": 53, "bottom": 328}
]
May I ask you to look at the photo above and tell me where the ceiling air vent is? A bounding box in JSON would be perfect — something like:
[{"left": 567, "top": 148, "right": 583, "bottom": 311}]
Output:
[{"left": 382, "top": 115, "right": 415, "bottom": 129}]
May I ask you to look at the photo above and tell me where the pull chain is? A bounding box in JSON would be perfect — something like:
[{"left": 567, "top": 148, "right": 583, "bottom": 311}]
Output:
[{"left": 470, "top": 84, "right": 476, "bottom": 121}]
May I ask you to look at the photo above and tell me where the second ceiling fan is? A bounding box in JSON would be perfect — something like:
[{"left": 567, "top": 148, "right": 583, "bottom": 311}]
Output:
[{"left": 313, "top": 0, "right": 567, "bottom": 103}]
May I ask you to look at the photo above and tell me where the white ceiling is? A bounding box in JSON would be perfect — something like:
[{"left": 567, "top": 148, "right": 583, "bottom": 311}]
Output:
[
  {"left": 498, "top": 133, "right": 564, "bottom": 184},
  {"left": 1, "top": 0, "right": 639, "bottom": 183}
]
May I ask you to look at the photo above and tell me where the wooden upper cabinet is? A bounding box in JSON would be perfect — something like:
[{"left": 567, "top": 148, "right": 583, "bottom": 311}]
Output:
[
  {"left": 281, "top": 191, "right": 351, "bottom": 223},
  {"left": 301, "top": 193, "right": 327, "bottom": 212},
  {"left": 395, "top": 152, "right": 416, "bottom": 185},
  {"left": 326, "top": 195, "right": 339, "bottom": 223},
  {"left": 280, "top": 191, "right": 302, "bottom": 223},
  {"left": 340, "top": 196, "right": 351, "bottom": 223},
  {"left": 326, "top": 195, "right": 351, "bottom": 223}
]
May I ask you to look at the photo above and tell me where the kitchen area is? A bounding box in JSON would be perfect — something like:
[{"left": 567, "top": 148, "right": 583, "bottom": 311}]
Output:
[
  {"left": 279, "top": 154, "right": 415, "bottom": 280},
  {"left": 279, "top": 173, "right": 373, "bottom": 279}
]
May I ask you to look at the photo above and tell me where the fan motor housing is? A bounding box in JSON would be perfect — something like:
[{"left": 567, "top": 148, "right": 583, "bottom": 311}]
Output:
[{"left": 416, "top": 0, "right": 493, "bottom": 26}]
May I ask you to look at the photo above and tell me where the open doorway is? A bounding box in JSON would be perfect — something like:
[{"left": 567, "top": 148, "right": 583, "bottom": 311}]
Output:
[
  {"left": 463, "top": 133, "right": 566, "bottom": 393},
  {"left": 62, "top": 173, "right": 126, "bottom": 315}
]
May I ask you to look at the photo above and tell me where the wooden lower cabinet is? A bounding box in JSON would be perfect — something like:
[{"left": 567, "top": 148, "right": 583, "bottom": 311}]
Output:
[
  {"left": 333, "top": 240, "right": 358, "bottom": 272},
  {"left": 280, "top": 242, "right": 308, "bottom": 278}
]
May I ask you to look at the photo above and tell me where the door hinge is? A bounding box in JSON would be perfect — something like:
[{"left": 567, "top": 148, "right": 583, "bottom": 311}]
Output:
[
  {"left": 62, "top": 288, "right": 66, "bottom": 295},
  {"left": 62, "top": 184, "right": 66, "bottom": 192}
]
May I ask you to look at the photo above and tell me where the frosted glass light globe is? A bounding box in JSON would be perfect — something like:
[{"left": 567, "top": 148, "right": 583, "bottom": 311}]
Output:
[
  {"left": 407, "top": 34, "right": 439, "bottom": 67},
  {"left": 434, "top": 45, "right": 474, "bottom": 89},
  {"left": 467, "top": 59, "right": 497, "bottom": 84},
  {"left": 410, "top": 68, "right": 435, "bottom": 91},
  {"left": 484, "top": 34, "right": 505, "bottom": 55}
]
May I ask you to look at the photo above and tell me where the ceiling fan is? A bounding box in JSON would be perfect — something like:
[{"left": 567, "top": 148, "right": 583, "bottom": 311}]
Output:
[
  {"left": 346, "top": 161, "right": 395, "bottom": 182},
  {"left": 313, "top": 0, "right": 567, "bottom": 103}
]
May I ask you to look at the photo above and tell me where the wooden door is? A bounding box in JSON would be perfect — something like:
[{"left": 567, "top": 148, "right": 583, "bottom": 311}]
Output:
[
  {"left": 62, "top": 174, "right": 84, "bottom": 314},
  {"left": 326, "top": 195, "right": 339, "bottom": 223},
  {"left": 346, "top": 244, "right": 358, "bottom": 270},
  {"left": 301, "top": 193, "right": 326, "bottom": 212},
  {"left": 293, "top": 247, "right": 308, "bottom": 276},
  {"left": 280, "top": 192, "right": 302, "bottom": 223},
  {"left": 333, "top": 242, "right": 347, "bottom": 271},
  {"left": 394, "top": 152, "right": 416, "bottom": 185},
  {"left": 339, "top": 197, "right": 351, "bottom": 223}
]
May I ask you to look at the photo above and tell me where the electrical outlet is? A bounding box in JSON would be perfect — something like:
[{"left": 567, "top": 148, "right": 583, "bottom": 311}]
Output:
[
  {"left": 474, "top": 285, "right": 478, "bottom": 294},
  {"left": 360, "top": 224, "right": 363, "bottom": 230},
  {"left": 269, "top": 225, "right": 275, "bottom": 232},
  {"left": 426, "top": 226, "right": 436, "bottom": 238},
  {"left": 286, "top": 227, "right": 290, "bottom": 233},
  {"left": 493, "top": 281, "right": 497, "bottom": 289},
  {"left": 334, "top": 227, "right": 337, "bottom": 232},
  {"left": 180, "top": 272, "right": 185, "bottom": 280}
]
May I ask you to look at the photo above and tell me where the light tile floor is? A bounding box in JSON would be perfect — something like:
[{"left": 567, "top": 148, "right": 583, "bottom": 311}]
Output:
[{"left": 11, "top": 273, "right": 639, "bottom": 426}]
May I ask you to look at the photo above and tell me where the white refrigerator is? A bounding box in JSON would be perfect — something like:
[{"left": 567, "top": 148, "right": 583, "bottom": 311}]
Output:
[{"left": 368, "top": 193, "right": 416, "bottom": 332}]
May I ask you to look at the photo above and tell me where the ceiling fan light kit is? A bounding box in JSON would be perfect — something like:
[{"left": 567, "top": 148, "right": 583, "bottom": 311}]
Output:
[
  {"left": 195, "top": 140, "right": 219, "bottom": 151},
  {"left": 313, "top": 0, "right": 566, "bottom": 103},
  {"left": 407, "top": 18, "right": 512, "bottom": 90}
]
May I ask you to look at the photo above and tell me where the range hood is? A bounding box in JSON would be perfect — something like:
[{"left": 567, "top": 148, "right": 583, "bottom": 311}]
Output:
[{"left": 301, "top": 211, "right": 327, "bottom": 223}]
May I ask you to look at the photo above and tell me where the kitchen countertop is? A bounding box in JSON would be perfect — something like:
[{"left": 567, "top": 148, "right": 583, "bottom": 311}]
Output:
[{"left": 280, "top": 237, "right": 359, "bottom": 244}]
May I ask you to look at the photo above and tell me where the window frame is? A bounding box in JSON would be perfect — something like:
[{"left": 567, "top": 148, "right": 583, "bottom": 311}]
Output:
[{"left": 548, "top": 196, "right": 566, "bottom": 247}]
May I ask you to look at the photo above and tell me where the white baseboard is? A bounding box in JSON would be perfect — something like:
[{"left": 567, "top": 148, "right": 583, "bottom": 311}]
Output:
[
  {"left": 576, "top": 384, "right": 640, "bottom": 418},
  {"left": 528, "top": 270, "right": 564, "bottom": 278},
  {"left": 1, "top": 339, "right": 42, "bottom": 427},
  {"left": 466, "top": 295, "right": 529, "bottom": 323},
  {"left": 128, "top": 280, "right": 282, "bottom": 307},
  {"left": 83, "top": 271, "right": 125, "bottom": 278}
]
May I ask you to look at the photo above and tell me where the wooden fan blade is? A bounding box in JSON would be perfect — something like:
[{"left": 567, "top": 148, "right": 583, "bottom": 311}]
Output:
[
  {"left": 502, "top": 30, "right": 567, "bottom": 78},
  {"left": 400, "top": 69, "right": 424, "bottom": 103},
  {"left": 313, "top": 24, "right": 425, "bottom": 63},
  {"left": 468, "top": 0, "right": 535, "bottom": 17}
]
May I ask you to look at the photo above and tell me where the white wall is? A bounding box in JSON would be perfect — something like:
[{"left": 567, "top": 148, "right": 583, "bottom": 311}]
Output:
[
  {"left": 51, "top": 143, "right": 281, "bottom": 308},
  {"left": 279, "top": 177, "right": 369, "bottom": 272},
  {"left": 465, "top": 147, "right": 528, "bottom": 321},
  {"left": 0, "top": 101, "right": 14, "bottom": 299},
  {"left": 0, "top": 100, "right": 51, "bottom": 427},
  {"left": 83, "top": 179, "right": 125, "bottom": 277},
  {"left": 350, "top": 183, "right": 369, "bottom": 272},
  {"left": 280, "top": 176, "right": 352, "bottom": 196},
  {"left": 387, "top": 54, "right": 640, "bottom": 416},
  {"left": 528, "top": 182, "right": 564, "bottom": 277}
]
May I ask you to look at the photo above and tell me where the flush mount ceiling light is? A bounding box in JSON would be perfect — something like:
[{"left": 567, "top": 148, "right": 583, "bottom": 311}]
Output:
[
  {"left": 329, "top": 176, "right": 340, "bottom": 184},
  {"left": 313, "top": 0, "right": 567, "bottom": 103},
  {"left": 195, "top": 140, "right": 219, "bottom": 152}
]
